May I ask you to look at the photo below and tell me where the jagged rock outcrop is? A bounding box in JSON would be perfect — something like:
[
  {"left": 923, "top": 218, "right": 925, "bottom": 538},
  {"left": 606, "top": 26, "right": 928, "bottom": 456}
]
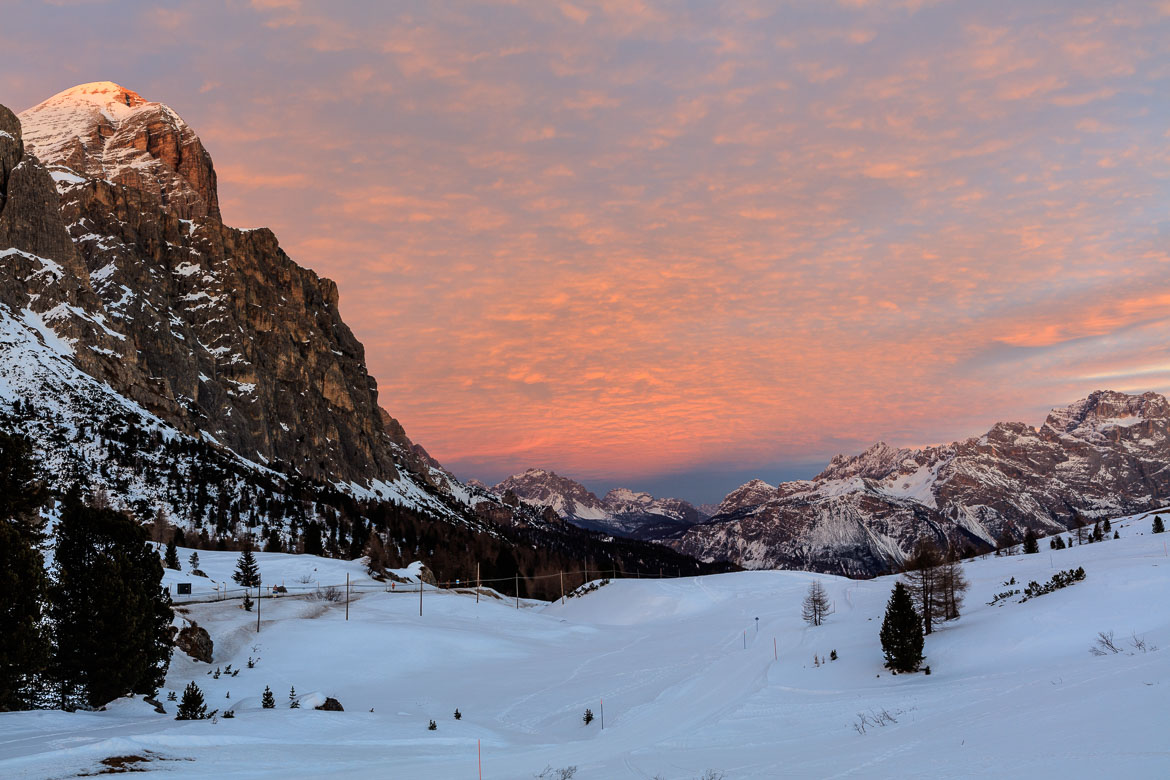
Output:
[
  {"left": 4, "top": 84, "right": 404, "bottom": 486},
  {"left": 675, "top": 390, "right": 1170, "bottom": 576}
]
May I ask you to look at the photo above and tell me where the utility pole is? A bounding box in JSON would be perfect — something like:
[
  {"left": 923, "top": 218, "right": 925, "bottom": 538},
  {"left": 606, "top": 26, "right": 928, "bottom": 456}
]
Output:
[
  {"left": 560, "top": 571, "right": 565, "bottom": 605},
  {"left": 345, "top": 572, "right": 350, "bottom": 621},
  {"left": 476, "top": 562, "right": 481, "bottom": 604},
  {"left": 514, "top": 573, "right": 519, "bottom": 610},
  {"left": 419, "top": 578, "right": 423, "bottom": 617},
  {"left": 256, "top": 579, "right": 261, "bottom": 633}
]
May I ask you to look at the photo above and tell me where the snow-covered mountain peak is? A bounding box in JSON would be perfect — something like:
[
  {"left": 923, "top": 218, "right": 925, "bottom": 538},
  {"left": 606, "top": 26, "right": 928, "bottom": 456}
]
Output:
[
  {"left": 603, "top": 487, "right": 652, "bottom": 505},
  {"left": 19, "top": 82, "right": 219, "bottom": 220},
  {"left": 41, "top": 81, "right": 148, "bottom": 112},
  {"left": 1042, "top": 390, "right": 1169, "bottom": 438}
]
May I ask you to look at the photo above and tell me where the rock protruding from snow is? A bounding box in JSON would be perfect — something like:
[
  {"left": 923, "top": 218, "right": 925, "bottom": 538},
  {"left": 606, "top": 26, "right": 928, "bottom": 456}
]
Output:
[
  {"left": 676, "top": 390, "right": 1170, "bottom": 576},
  {"left": 19, "top": 82, "right": 220, "bottom": 220}
]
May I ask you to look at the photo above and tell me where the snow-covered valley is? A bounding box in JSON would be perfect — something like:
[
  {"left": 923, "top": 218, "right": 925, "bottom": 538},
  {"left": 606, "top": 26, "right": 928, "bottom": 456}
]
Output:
[{"left": 2, "top": 513, "right": 1168, "bottom": 778}]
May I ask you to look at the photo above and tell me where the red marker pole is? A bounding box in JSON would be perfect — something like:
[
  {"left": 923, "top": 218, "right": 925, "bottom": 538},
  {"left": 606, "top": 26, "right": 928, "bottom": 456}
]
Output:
[{"left": 478, "top": 739, "right": 482, "bottom": 780}]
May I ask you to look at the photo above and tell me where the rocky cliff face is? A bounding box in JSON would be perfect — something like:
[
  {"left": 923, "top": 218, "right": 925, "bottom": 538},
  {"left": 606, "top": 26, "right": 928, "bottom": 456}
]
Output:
[
  {"left": 492, "top": 468, "right": 707, "bottom": 538},
  {"left": 674, "top": 390, "right": 1170, "bottom": 575},
  {"left": 3, "top": 83, "right": 410, "bottom": 488}
]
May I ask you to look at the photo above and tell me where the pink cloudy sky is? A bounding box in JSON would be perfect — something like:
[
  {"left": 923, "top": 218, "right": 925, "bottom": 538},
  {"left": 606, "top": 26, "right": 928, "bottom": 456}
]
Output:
[{"left": 5, "top": 0, "right": 1170, "bottom": 502}]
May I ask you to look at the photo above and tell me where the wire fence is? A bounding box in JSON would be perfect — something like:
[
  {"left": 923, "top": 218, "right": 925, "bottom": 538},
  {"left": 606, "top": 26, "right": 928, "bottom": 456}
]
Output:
[{"left": 168, "top": 564, "right": 689, "bottom": 606}]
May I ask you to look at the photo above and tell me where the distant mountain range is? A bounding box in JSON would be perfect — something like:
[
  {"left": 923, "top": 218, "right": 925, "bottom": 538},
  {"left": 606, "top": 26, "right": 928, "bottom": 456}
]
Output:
[
  {"left": 487, "top": 469, "right": 708, "bottom": 539},
  {"left": 491, "top": 390, "right": 1170, "bottom": 577},
  {"left": 672, "top": 390, "right": 1170, "bottom": 575}
]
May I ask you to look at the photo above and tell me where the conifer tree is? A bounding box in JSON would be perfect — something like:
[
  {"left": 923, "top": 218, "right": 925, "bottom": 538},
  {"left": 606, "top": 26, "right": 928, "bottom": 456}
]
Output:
[
  {"left": 1103, "top": 518, "right": 1112, "bottom": 534},
  {"left": 0, "top": 431, "right": 48, "bottom": 526},
  {"left": 880, "top": 582, "right": 923, "bottom": 673},
  {"left": 261, "top": 685, "right": 275, "bottom": 708},
  {"left": 801, "top": 580, "right": 832, "bottom": 626},
  {"left": 1092, "top": 521, "right": 1103, "bottom": 543},
  {"left": 232, "top": 547, "right": 261, "bottom": 588},
  {"left": 289, "top": 686, "right": 299, "bottom": 708},
  {"left": 263, "top": 528, "right": 283, "bottom": 553},
  {"left": 0, "top": 433, "right": 50, "bottom": 711},
  {"left": 176, "top": 681, "right": 207, "bottom": 720},
  {"left": 188, "top": 551, "right": 200, "bottom": 571},
  {"left": 1022, "top": 529, "right": 1039, "bottom": 554},
  {"left": 164, "top": 539, "right": 181, "bottom": 570},
  {"left": 50, "top": 487, "right": 174, "bottom": 708},
  {"left": 0, "top": 518, "right": 49, "bottom": 710},
  {"left": 1154, "top": 516, "right": 1165, "bottom": 534}
]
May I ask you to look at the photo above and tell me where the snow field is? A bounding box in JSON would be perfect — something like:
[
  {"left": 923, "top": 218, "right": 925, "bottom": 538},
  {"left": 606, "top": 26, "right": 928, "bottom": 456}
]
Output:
[{"left": 1, "top": 513, "right": 1168, "bottom": 778}]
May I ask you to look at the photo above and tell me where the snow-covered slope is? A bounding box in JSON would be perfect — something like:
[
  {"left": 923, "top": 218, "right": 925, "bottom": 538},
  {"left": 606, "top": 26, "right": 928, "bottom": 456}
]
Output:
[
  {"left": 2, "top": 511, "right": 1167, "bottom": 778},
  {"left": 677, "top": 390, "right": 1170, "bottom": 575}
]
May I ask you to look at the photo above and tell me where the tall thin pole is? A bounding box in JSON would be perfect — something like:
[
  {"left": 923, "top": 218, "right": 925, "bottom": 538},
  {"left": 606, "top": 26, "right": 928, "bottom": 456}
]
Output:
[
  {"left": 256, "top": 580, "right": 261, "bottom": 633},
  {"left": 514, "top": 573, "right": 518, "bottom": 610},
  {"left": 476, "top": 562, "right": 481, "bottom": 604},
  {"left": 419, "top": 578, "right": 423, "bottom": 617},
  {"left": 478, "top": 739, "right": 482, "bottom": 780},
  {"left": 600, "top": 697, "right": 604, "bottom": 730},
  {"left": 560, "top": 571, "right": 565, "bottom": 605},
  {"left": 345, "top": 572, "right": 350, "bottom": 621}
]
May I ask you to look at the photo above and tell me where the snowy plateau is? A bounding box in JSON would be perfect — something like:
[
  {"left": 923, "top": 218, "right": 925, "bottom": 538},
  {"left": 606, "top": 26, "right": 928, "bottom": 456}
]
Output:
[{"left": 1, "top": 512, "right": 1168, "bottom": 778}]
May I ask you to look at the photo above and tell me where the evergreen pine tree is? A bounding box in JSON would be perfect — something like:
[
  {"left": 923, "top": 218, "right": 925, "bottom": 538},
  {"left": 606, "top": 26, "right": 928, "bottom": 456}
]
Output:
[
  {"left": 175, "top": 681, "right": 207, "bottom": 720},
  {"left": 232, "top": 547, "right": 261, "bottom": 588},
  {"left": 1022, "top": 529, "right": 1039, "bottom": 554},
  {"left": 302, "top": 522, "right": 324, "bottom": 556},
  {"left": 0, "top": 431, "right": 49, "bottom": 526},
  {"left": 0, "top": 519, "right": 49, "bottom": 711},
  {"left": 0, "top": 433, "right": 50, "bottom": 711},
  {"left": 263, "top": 528, "right": 283, "bottom": 553},
  {"left": 1103, "top": 518, "right": 1112, "bottom": 534},
  {"left": 880, "top": 582, "right": 924, "bottom": 673},
  {"left": 243, "top": 592, "right": 253, "bottom": 612},
  {"left": 261, "top": 685, "right": 275, "bottom": 708},
  {"left": 1154, "top": 516, "right": 1165, "bottom": 534},
  {"left": 1092, "top": 521, "right": 1103, "bottom": 543},
  {"left": 188, "top": 551, "right": 200, "bottom": 571},
  {"left": 583, "top": 708, "right": 594, "bottom": 725},
  {"left": 50, "top": 487, "right": 174, "bottom": 709},
  {"left": 164, "top": 539, "right": 181, "bottom": 570},
  {"left": 289, "top": 686, "right": 299, "bottom": 708}
]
